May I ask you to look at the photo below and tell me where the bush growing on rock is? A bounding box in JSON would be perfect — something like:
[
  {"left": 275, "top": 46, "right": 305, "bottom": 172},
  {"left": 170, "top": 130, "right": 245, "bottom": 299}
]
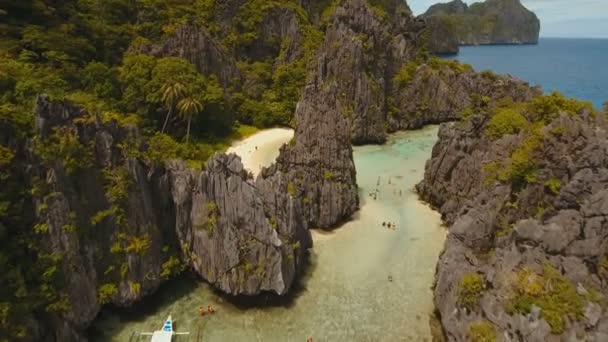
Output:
[
  {"left": 33, "top": 126, "right": 94, "bottom": 175},
  {"left": 160, "top": 256, "right": 184, "bottom": 279},
  {"left": 428, "top": 57, "right": 472, "bottom": 73},
  {"left": 544, "top": 178, "right": 562, "bottom": 195},
  {"left": 485, "top": 107, "right": 529, "bottom": 139},
  {"left": 457, "top": 273, "right": 486, "bottom": 310},
  {"left": 323, "top": 170, "right": 335, "bottom": 180},
  {"left": 527, "top": 91, "right": 595, "bottom": 123},
  {"left": 394, "top": 61, "right": 420, "bottom": 88},
  {"left": 467, "top": 321, "right": 496, "bottom": 342},
  {"left": 287, "top": 183, "right": 296, "bottom": 197},
  {"left": 508, "top": 265, "right": 584, "bottom": 334},
  {"left": 498, "top": 132, "right": 542, "bottom": 190},
  {"left": 97, "top": 283, "right": 118, "bottom": 305},
  {"left": 480, "top": 69, "right": 499, "bottom": 82}
]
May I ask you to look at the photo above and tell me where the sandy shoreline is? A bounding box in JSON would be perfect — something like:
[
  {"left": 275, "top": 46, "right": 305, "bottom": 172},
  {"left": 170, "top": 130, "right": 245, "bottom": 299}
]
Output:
[{"left": 226, "top": 128, "right": 294, "bottom": 176}]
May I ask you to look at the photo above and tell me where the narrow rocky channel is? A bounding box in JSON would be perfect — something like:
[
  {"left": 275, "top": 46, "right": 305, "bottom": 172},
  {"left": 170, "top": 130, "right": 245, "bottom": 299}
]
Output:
[{"left": 91, "top": 126, "right": 445, "bottom": 341}]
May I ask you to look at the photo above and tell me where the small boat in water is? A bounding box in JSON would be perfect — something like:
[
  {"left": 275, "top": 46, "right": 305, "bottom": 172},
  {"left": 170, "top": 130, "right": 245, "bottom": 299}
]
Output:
[{"left": 140, "top": 315, "right": 189, "bottom": 341}]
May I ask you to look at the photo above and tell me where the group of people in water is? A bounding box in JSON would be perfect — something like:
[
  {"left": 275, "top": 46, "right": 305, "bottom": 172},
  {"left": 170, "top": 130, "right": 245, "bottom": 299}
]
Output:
[
  {"left": 198, "top": 305, "right": 216, "bottom": 316},
  {"left": 382, "top": 221, "right": 397, "bottom": 230},
  {"left": 369, "top": 176, "right": 404, "bottom": 201}
]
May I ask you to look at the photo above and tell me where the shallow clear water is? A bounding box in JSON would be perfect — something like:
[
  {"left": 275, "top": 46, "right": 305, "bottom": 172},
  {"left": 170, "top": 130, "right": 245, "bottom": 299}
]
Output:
[
  {"left": 91, "top": 126, "right": 445, "bottom": 342},
  {"left": 449, "top": 38, "right": 608, "bottom": 108}
]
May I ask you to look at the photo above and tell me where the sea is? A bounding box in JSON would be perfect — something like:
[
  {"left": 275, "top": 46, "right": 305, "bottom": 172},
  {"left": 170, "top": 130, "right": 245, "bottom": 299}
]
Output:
[{"left": 448, "top": 38, "right": 608, "bottom": 109}]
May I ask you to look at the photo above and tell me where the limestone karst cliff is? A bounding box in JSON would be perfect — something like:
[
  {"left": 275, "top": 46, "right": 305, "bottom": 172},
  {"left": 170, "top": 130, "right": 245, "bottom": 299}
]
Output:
[
  {"left": 2, "top": 0, "right": 601, "bottom": 341},
  {"left": 422, "top": 0, "right": 541, "bottom": 54},
  {"left": 25, "top": 95, "right": 311, "bottom": 340},
  {"left": 417, "top": 95, "right": 608, "bottom": 340},
  {"left": 390, "top": 59, "right": 541, "bottom": 130}
]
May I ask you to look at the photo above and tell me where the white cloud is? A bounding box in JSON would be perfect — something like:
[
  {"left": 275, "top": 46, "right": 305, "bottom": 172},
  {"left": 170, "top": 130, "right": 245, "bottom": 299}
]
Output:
[{"left": 407, "top": 0, "right": 608, "bottom": 38}]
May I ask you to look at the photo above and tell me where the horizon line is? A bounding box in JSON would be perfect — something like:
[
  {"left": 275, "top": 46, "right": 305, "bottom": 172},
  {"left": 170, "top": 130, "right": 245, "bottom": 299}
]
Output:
[{"left": 540, "top": 36, "right": 608, "bottom": 39}]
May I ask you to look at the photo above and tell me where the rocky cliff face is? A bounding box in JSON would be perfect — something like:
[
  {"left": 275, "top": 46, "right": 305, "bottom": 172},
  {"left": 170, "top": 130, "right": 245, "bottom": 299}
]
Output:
[
  {"left": 422, "top": 0, "right": 540, "bottom": 54},
  {"left": 417, "top": 101, "right": 608, "bottom": 340},
  {"left": 29, "top": 96, "right": 311, "bottom": 340},
  {"left": 390, "top": 63, "right": 541, "bottom": 130},
  {"left": 138, "top": 25, "right": 242, "bottom": 87},
  {"left": 261, "top": 0, "right": 539, "bottom": 144},
  {"left": 259, "top": 0, "right": 428, "bottom": 228},
  {"left": 423, "top": 17, "right": 460, "bottom": 55},
  {"left": 13, "top": 1, "right": 563, "bottom": 340},
  {"left": 425, "top": 0, "right": 468, "bottom": 16},
  {"left": 295, "top": 0, "right": 426, "bottom": 144},
  {"left": 261, "top": 0, "right": 371, "bottom": 227}
]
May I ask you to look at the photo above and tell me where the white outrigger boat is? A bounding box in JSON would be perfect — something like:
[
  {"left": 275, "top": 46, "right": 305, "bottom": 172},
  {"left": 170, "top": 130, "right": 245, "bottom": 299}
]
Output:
[{"left": 140, "top": 315, "right": 189, "bottom": 341}]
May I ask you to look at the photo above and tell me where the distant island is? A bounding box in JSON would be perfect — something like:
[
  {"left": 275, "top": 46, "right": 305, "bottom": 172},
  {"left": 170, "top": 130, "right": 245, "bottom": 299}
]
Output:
[{"left": 421, "top": 0, "right": 540, "bottom": 54}]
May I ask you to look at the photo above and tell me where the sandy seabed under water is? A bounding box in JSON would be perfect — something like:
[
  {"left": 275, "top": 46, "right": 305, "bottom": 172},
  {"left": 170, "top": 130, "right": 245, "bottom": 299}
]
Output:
[{"left": 91, "top": 126, "right": 446, "bottom": 342}]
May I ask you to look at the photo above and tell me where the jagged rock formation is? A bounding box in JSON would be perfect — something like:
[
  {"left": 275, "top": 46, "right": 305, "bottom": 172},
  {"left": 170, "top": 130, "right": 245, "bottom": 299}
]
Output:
[
  {"left": 138, "top": 25, "right": 242, "bottom": 87},
  {"left": 6, "top": 1, "right": 568, "bottom": 341},
  {"left": 134, "top": 0, "right": 540, "bottom": 148},
  {"left": 390, "top": 63, "right": 541, "bottom": 130},
  {"left": 422, "top": 0, "right": 540, "bottom": 54},
  {"left": 423, "top": 15, "right": 460, "bottom": 55},
  {"left": 29, "top": 96, "right": 311, "bottom": 339},
  {"left": 297, "top": 0, "right": 426, "bottom": 144},
  {"left": 263, "top": 78, "right": 359, "bottom": 229},
  {"left": 425, "top": 0, "right": 468, "bottom": 15},
  {"left": 260, "top": 0, "right": 427, "bottom": 227},
  {"left": 417, "top": 102, "right": 608, "bottom": 340},
  {"left": 295, "top": 6, "right": 541, "bottom": 140}
]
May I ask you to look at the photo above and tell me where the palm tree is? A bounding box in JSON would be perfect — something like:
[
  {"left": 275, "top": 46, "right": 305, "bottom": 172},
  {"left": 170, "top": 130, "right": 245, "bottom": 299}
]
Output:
[
  {"left": 177, "top": 97, "right": 203, "bottom": 143},
  {"left": 160, "top": 82, "right": 185, "bottom": 134}
]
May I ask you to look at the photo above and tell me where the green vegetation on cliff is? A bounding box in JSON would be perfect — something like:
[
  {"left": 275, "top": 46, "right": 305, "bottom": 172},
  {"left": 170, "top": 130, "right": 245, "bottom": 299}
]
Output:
[
  {"left": 0, "top": 0, "right": 343, "bottom": 339},
  {"left": 467, "top": 321, "right": 496, "bottom": 342},
  {"left": 508, "top": 265, "right": 585, "bottom": 333},
  {"left": 481, "top": 92, "right": 596, "bottom": 191},
  {"left": 457, "top": 273, "right": 486, "bottom": 310}
]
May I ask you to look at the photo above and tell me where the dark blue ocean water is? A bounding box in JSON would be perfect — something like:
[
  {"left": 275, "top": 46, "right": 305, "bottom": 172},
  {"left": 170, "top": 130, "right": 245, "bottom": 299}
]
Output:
[{"left": 449, "top": 38, "right": 608, "bottom": 108}]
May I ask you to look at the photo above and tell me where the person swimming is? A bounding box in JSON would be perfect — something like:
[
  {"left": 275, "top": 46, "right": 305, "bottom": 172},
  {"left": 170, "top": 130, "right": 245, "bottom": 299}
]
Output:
[
  {"left": 198, "top": 307, "right": 205, "bottom": 316},
  {"left": 207, "top": 305, "right": 215, "bottom": 314}
]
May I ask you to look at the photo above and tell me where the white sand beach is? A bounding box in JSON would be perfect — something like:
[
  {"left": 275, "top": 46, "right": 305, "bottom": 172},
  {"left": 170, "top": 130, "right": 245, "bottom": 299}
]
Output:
[{"left": 226, "top": 128, "right": 294, "bottom": 176}]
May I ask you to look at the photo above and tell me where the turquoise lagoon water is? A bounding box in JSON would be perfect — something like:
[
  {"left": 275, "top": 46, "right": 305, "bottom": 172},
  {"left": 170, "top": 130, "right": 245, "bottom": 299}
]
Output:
[
  {"left": 91, "top": 126, "right": 446, "bottom": 341},
  {"left": 450, "top": 38, "right": 608, "bottom": 108}
]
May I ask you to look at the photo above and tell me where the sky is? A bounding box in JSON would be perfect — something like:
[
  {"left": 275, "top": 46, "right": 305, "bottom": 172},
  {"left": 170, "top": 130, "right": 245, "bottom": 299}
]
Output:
[{"left": 409, "top": 0, "right": 608, "bottom": 38}]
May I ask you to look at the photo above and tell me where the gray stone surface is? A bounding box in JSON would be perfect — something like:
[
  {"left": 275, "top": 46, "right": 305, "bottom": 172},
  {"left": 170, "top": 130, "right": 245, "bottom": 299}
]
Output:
[
  {"left": 138, "top": 25, "right": 241, "bottom": 87},
  {"left": 417, "top": 110, "right": 608, "bottom": 340},
  {"left": 28, "top": 96, "right": 313, "bottom": 339},
  {"left": 391, "top": 65, "right": 541, "bottom": 131}
]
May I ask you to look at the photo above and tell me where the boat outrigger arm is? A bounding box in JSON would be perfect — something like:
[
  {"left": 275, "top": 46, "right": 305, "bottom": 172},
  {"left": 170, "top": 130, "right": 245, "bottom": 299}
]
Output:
[{"left": 140, "top": 315, "right": 189, "bottom": 342}]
